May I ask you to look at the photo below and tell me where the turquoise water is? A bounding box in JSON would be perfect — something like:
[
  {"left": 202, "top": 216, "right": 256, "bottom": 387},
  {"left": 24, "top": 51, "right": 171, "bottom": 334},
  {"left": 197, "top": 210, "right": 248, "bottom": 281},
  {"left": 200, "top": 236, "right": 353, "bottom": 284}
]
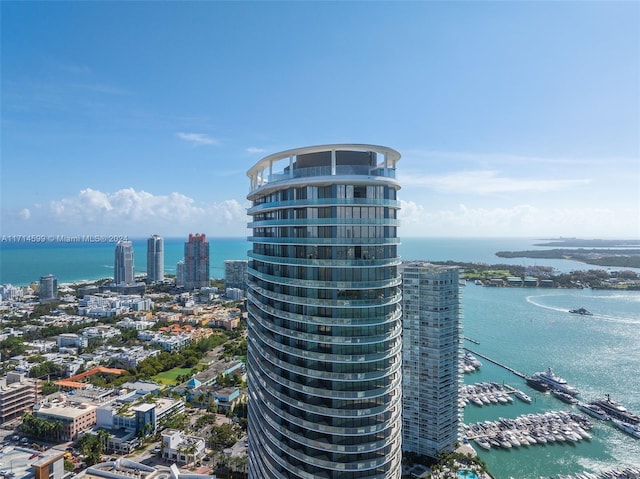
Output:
[
  {"left": 463, "top": 285, "right": 640, "bottom": 478},
  {"left": 458, "top": 470, "right": 480, "bottom": 479},
  {"left": 1, "top": 237, "right": 638, "bottom": 477},
  {"left": 0, "top": 236, "right": 608, "bottom": 286}
]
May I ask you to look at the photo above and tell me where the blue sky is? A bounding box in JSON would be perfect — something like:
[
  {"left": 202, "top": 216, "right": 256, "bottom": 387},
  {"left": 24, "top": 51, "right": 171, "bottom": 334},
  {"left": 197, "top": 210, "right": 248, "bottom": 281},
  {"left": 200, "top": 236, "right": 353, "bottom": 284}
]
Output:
[{"left": 1, "top": 1, "right": 639, "bottom": 238}]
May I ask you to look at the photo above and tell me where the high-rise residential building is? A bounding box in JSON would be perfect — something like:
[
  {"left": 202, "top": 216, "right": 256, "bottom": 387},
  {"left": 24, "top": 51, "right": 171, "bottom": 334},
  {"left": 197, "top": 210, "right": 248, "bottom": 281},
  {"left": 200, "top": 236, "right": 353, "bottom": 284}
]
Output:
[
  {"left": 114, "top": 241, "right": 135, "bottom": 285},
  {"left": 147, "top": 234, "right": 165, "bottom": 283},
  {"left": 184, "top": 234, "right": 209, "bottom": 290},
  {"left": 39, "top": 274, "right": 58, "bottom": 302},
  {"left": 176, "top": 260, "right": 185, "bottom": 288},
  {"left": 246, "top": 144, "right": 402, "bottom": 479},
  {"left": 401, "top": 262, "right": 462, "bottom": 459},
  {"left": 224, "top": 260, "right": 248, "bottom": 291}
]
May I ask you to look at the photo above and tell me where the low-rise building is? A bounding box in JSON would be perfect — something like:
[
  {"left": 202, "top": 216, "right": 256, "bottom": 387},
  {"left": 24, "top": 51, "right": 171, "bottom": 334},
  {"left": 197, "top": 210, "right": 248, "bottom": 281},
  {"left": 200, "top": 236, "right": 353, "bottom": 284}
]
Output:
[
  {"left": 77, "top": 458, "right": 216, "bottom": 479},
  {"left": 34, "top": 396, "right": 97, "bottom": 441},
  {"left": 0, "top": 446, "right": 65, "bottom": 479},
  {"left": 57, "top": 333, "right": 88, "bottom": 349},
  {"left": 0, "top": 372, "right": 38, "bottom": 424},
  {"left": 161, "top": 429, "right": 206, "bottom": 466}
]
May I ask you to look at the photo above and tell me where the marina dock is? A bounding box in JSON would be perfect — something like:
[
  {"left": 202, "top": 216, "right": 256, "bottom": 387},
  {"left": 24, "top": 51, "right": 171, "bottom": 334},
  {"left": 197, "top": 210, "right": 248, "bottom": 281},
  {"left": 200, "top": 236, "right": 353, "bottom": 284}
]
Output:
[{"left": 464, "top": 347, "right": 526, "bottom": 379}]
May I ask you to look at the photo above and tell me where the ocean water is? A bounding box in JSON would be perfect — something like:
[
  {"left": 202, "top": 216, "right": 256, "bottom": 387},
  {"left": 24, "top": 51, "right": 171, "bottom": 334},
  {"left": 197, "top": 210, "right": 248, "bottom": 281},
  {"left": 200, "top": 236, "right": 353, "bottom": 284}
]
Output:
[
  {"left": 462, "top": 285, "right": 640, "bottom": 478},
  {"left": 1, "top": 237, "right": 638, "bottom": 477},
  {"left": 0, "top": 236, "right": 610, "bottom": 286}
]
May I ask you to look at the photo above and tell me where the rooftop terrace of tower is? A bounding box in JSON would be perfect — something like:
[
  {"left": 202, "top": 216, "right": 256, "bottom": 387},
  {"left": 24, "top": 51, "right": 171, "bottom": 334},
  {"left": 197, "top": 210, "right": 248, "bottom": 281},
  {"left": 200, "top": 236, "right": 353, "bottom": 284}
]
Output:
[{"left": 247, "top": 143, "right": 401, "bottom": 194}]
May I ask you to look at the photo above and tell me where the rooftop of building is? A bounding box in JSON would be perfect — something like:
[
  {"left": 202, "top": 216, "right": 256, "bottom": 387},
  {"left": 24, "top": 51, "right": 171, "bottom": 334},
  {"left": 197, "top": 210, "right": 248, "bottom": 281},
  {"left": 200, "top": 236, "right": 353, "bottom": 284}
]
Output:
[{"left": 0, "top": 445, "right": 65, "bottom": 479}]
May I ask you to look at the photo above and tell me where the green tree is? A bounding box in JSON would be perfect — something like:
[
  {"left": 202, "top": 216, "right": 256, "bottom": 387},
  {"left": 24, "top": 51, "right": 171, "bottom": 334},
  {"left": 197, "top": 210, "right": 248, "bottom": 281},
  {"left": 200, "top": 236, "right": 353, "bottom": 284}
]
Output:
[
  {"left": 209, "top": 423, "right": 238, "bottom": 449},
  {"left": 77, "top": 433, "right": 103, "bottom": 466}
]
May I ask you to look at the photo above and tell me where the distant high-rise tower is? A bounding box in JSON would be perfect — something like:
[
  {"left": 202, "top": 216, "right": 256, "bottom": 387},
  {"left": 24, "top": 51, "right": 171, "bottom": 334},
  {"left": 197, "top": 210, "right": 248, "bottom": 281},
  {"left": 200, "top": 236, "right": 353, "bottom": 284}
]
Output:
[
  {"left": 184, "top": 234, "right": 209, "bottom": 289},
  {"left": 246, "top": 144, "right": 403, "bottom": 479},
  {"left": 39, "top": 274, "right": 58, "bottom": 302},
  {"left": 147, "top": 234, "right": 164, "bottom": 283},
  {"left": 401, "top": 262, "right": 462, "bottom": 459},
  {"left": 114, "top": 241, "right": 135, "bottom": 285},
  {"left": 224, "top": 260, "right": 248, "bottom": 291},
  {"left": 176, "top": 259, "right": 185, "bottom": 288}
]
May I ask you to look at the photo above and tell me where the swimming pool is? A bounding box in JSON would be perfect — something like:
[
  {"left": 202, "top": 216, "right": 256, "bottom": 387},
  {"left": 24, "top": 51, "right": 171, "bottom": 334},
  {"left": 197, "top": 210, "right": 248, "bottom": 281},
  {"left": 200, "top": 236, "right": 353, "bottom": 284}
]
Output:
[{"left": 457, "top": 470, "right": 479, "bottom": 479}]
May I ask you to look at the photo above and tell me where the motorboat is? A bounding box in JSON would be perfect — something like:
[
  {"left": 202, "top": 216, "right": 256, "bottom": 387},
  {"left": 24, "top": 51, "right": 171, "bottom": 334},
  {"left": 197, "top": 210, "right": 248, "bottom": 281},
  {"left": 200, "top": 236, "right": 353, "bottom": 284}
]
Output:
[{"left": 514, "top": 389, "right": 532, "bottom": 403}]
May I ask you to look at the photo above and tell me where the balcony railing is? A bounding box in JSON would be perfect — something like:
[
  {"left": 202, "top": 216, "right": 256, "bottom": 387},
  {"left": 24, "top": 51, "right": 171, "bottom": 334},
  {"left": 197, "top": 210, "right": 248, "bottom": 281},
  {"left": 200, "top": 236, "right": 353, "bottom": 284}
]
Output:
[{"left": 267, "top": 165, "right": 396, "bottom": 184}]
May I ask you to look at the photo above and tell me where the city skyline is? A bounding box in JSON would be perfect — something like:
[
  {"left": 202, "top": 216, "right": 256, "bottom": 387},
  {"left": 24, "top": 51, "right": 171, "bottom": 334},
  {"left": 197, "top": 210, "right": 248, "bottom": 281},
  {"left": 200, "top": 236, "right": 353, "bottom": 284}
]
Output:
[{"left": 1, "top": 2, "right": 639, "bottom": 239}]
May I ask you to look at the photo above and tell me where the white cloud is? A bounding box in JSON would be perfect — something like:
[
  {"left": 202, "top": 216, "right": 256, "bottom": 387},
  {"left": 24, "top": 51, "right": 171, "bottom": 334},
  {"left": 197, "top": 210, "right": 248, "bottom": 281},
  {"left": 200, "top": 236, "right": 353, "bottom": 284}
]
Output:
[
  {"left": 19, "top": 208, "right": 31, "bottom": 220},
  {"left": 399, "top": 200, "right": 639, "bottom": 238},
  {"left": 176, "top": 132, "right": 218, "bottom": 145},
  {"left": 45, "top": 188, "right": 248, "bottom": 236},
  {"left": 246, "top": 147, "right": 266, "bottom": 154},
  {"left": 399, "top": 170, "right": 590, "bottom": 195}
]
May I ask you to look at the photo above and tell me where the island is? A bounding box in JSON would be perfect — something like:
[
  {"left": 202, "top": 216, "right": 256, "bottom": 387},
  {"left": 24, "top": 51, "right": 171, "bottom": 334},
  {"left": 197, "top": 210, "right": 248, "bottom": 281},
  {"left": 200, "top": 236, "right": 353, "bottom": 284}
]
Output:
[{"left": 495, "top": 238, "right": 640, "bottom": 269}]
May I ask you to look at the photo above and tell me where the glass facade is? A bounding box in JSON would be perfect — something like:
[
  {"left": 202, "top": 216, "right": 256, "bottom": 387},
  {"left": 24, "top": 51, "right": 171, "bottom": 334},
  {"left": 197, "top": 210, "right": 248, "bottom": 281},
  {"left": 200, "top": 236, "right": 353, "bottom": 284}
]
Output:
[
  {"left": 246, "top": 145, "right": 403, "bottom": 479},
  {"left": 401, "top": 263, "right": 462, "bottom": 459}
]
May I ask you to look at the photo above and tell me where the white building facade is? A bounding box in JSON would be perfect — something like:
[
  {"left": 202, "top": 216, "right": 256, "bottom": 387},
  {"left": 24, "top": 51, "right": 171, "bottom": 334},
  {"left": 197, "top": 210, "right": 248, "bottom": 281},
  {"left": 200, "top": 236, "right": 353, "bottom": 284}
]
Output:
[
  {"left": 114, "top": 241, "right": 135, "bottom": 285},
  {"left": 401, "top": 262, "right": 462, "bottom": 459},
  {"left": 147, "top": 234, "right": 165, "bottom": 283},
  {"left": 246, "top": 144, "right": 403, "bottom": 479}
]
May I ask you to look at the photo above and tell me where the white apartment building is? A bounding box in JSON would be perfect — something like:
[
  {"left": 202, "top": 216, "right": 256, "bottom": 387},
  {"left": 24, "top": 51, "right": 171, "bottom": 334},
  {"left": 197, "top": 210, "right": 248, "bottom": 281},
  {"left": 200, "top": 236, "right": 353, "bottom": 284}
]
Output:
[
  {"left": 401, "top": 262, "right": 462, "bottom": 459},
  {"left": 246, "top": 144, "right": 403, "bottom": 478}
]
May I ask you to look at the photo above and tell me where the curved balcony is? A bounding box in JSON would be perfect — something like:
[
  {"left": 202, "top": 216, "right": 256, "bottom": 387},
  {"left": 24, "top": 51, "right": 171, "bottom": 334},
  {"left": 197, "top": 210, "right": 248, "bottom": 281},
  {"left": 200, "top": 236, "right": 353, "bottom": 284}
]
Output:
[
  {"left": 250, "top": 309, "right": 402, "bottom": 347},
  {"left": 249, "top": 236, "right": 400, "bottom": 246},
  {"left": 248, "top": 250, "right": 401, "bottom": 268},
  {"left": 248, "top": 388, "right": 402, "bottom": 447},
  {"left": 248, "top": 364, "right": 402, "bottom": 419},
  {"left": 247, "top": 217, "right": 400, "bottom": 228},
  {"left": 248, "top": 404, "right": 401, "bottom": 476},
  {"left": 247, "top": 197, "right": 401, "bottom": 214},
  {"left": 248, "top": 321, "right": 403, "bottom": 366},
  {"left": 246, "top": 294, "right": 402, "bottom": 327},
  {"left": 249, "top": 284, "right": 401, "bottom": 309},
  {"left": 252, "top": 339, "right": 401, "bottom": 383},
  {"left": 246, "top": 413, "right": 401, "bottom": 479},
  {"left": 248, "top": 267, "right": 402, "bottom": 290},
  {"left": 259, "top": 403, "right": 402, "bottom": 455}
]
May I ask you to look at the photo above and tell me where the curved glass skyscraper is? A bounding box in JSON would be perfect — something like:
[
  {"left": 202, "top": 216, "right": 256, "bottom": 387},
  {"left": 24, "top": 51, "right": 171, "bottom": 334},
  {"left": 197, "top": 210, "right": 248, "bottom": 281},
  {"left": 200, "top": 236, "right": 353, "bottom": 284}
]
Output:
[{"left": 246, "top": 144, "right": 402, "bottom": 479}]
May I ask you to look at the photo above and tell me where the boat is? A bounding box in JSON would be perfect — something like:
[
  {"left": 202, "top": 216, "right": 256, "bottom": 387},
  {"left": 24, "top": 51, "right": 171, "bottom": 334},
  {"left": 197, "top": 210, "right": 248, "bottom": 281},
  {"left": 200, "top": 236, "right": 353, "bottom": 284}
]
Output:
[
  {"left": 569, "top": 307, "right": 593, "bottom": 316},
  {"left": 474, "top": 279, "right": 483, "bottom": 285},
  {"left": 531, "top": 367, "right": 580, "bottom": 396},
  {"left": 552, "top": 389, "right": 578, "bottom": 405},
  {"left": 611, "top": 419, "right": 640, "bottom": 439},
  {"left": 475, "top": 437, "right": 491, "bottom": 450},
  {"left": 514, "top": 389, "right": 532, "bottom": 403},
  {"left": 591, "top": 395, "right": 640, "bottom": 424},
  {"left": 578, "top": 403, "right": 609, "bottom": 421},
  {"left": 525, "top": 376, "right": 551, "bottom": 393}
]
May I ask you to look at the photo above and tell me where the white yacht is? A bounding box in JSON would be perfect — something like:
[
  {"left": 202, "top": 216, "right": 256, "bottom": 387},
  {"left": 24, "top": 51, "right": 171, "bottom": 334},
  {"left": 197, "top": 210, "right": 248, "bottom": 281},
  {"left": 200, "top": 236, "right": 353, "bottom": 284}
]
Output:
[
  {"left": 578, "top": 402, "right": 609, "bottom": 421},
  {"left": 612, "top": 419, "right": 640, "bottom": 439},
  {"left": 514, "top": 389, "right": 532, "bottom": 403},
  {"left": 531, "top": 367, "right": 580, "bottom": 396}
]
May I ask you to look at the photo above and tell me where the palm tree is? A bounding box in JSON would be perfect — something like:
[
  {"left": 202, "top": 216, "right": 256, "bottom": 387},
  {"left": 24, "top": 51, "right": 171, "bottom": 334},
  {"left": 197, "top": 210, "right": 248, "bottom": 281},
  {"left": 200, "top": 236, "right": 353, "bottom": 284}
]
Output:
[{"left": 97, "top": 429, "right": 111, "bottom": 454}]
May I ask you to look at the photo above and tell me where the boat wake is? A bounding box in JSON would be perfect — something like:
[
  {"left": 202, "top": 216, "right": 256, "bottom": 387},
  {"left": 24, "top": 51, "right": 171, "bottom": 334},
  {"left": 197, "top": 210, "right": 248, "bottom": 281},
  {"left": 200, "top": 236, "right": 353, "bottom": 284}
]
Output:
[
  {"left": 526, "top": 295, "right": 640, "bottom": 325},
  {"left": 525, "top": 295, "right": 568, "bottom": 313}
]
